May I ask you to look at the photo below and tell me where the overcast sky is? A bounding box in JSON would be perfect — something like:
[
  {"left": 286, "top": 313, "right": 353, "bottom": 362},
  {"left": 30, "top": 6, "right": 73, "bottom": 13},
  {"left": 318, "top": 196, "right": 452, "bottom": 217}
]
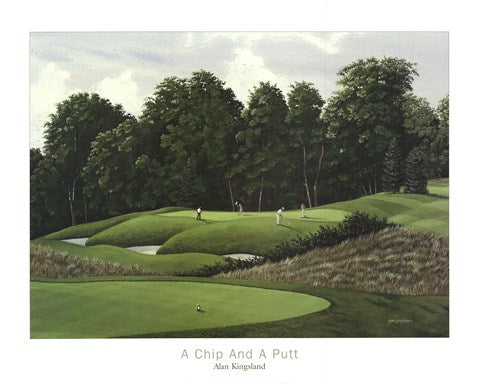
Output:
[{"left": 30, "top": 31, "right": 448, "bottom": 149}]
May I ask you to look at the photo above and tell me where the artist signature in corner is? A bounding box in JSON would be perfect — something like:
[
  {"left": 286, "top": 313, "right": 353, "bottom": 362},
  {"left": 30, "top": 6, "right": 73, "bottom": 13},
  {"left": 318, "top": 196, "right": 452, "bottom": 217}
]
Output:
[{"left": 388, "top": 319, "right": 414, "bottom": 325}]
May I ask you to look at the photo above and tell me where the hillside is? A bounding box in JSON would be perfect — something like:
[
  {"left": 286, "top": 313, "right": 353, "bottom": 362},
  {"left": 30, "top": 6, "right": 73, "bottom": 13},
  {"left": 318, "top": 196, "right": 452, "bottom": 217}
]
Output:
[{"left": 219, "top": 228, "right": 449, "bottom": 296}]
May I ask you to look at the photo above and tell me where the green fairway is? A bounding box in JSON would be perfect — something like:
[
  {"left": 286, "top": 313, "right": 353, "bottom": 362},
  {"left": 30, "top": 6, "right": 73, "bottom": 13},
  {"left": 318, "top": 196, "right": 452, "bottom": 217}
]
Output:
[
  {"left": 30, "top": 280, "right": 330, "bottom": 338},
  {"left": 30, "top": 276, "right": 448, "bottom": 338},
  {"left": 44, "top": 206, "right": 188, "bottom": 240},
  {"left": 158, "top": 217, "right": 328, "bottom": 256},
  {"left": 32, "top": 238, "right": 226, "bottom": 273},
  {"left": 86, "top": 215, "right": 207, "bottom": 247},
  {"left": 427, "top": 178, "right": 449, "bottom": 197},
  {"left": 37, "top": 178, "right": 448, "bottom": 262}
]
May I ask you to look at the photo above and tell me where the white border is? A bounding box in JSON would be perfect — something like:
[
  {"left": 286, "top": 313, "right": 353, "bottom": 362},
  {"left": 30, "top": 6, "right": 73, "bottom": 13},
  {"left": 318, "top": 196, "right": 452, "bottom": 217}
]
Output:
[{"left": 3, "top": 0, "right": 479, "bottom": 383}]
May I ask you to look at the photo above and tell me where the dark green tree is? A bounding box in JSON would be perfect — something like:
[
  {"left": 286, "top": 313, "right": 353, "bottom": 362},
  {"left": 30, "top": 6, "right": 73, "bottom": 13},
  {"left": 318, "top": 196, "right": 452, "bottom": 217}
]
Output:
[
  {"left": 30, "top": 148, "right": 69, "bottom": 238},
  {"left": 286, "top": 81, "right": 326, "bottom": 207},
  {"left": 142, "top": 71, "right": 243, "bottom": 210},
  {"left": 237, "top": 82, "right": 289, "bottom": 211},
  {"left": 381, "top": 138, "right": 403, "bottom": 192},
  {"left": 431, "top": 95, "right": 449, "bottom": 177},
  {"left": 404, "top": 146, "right": 427, "bottom": 194},
  {"left": 43, "top": 93, "right": 130, "bottom": 225},
  {"left": 170, "top": 159, "right": 202, "bottom": 208},
  {"left": 323, "top": 57, "right": 418, "bottom": 196},
  {"left": 82, "top": 119, "right": 139, "bottom": 218}
]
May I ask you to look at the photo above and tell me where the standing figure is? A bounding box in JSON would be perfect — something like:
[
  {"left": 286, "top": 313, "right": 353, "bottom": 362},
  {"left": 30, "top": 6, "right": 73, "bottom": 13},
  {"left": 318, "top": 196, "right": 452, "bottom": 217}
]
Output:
[
  {"left": 196, "top": 207, "right": 202, "bottom": 220},
  {"left": 276, "top": 207, "right": 285, "bottom": 225},
  {"left": 300, "top": 202, "right": 306, "bottom": 218},
  {"left": 238, "top": 203, "right": 244, "bottom": 216}
]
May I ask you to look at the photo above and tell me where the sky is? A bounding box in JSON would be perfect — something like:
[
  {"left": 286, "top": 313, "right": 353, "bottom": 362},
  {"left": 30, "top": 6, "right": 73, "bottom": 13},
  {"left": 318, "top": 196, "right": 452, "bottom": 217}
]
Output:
[{"left": 29, "top": 31, "right": 449, "bottom": 149}]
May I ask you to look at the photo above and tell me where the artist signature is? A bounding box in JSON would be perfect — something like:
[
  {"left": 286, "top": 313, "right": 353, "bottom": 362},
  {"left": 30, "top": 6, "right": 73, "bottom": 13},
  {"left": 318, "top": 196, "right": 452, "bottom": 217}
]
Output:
[{"left": 388, "top": 319, "right": 414, "bottom": 325}]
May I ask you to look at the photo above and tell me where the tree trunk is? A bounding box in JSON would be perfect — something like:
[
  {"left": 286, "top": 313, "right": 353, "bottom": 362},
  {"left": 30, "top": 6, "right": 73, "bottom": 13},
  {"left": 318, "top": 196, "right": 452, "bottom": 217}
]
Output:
[
  {"left": 313, "top": 144, "right": 324, "bottom": 207},
  {"left": 228, "top": 179, "right": 235, "bottom": 211},
  {"left": 362, "top": 184, "right": 368, "bottom": 196},
  {"left": 374, "top": 177, "right": 377, "bottom": 194},
  {"left": 258, "top": 173, "right": 264, "bottom": 211},
  {"left": 302, "top": 145, "right": 313, "bottom": 208},
  {"left": 68, "top": 188, "right": 76, "bottom": 226},
  {"left": 368, "top": 181, "right": 372, "bottom": 195},
  {"left": 83, "top": 187, "right": 88, "bottom": 223}
]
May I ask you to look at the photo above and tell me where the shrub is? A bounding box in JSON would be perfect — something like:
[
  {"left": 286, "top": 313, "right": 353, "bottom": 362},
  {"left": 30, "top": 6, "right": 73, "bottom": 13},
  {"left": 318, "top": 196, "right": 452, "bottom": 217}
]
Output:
[{"left": 267, "top": 211, "right": 396, "bottom": 262}]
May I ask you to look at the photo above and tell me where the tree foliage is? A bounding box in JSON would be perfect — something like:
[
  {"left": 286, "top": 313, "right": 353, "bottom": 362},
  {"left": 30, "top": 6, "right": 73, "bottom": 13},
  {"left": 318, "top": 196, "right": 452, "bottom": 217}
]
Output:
[
  {"left": 404, "top": 147, "right": 428, "bottom": 194},
  {"left": 381, "top": 138, "right": 403, "bottom": 192},
  {"left": 43, "top": 93, "right": 130, "bottom": 225},
  {"left": 237, "top": 82, "right": 289, "bottom": 210},
  {"left": 323, "top": 57, "right": 418, "bottom": 195}
]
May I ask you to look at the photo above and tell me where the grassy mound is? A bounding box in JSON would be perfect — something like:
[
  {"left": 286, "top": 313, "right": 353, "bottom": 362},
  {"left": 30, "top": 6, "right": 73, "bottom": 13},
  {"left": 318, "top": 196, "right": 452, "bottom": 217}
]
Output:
[
  {"left": 30, "top": 280, "right": 330, "bottom": 338},
  {"left": 43, "top": 206, "right": 188, "bottom": 240},
  {"left": 32, "top": 238, "right": 226, "bottom": 274},
  {"left": 220, "top": 228, "right": 448, "bottom": 295},
  {"left": 86, "top": 215, "right": 207, "bottom": 247},
  {"left": 158, "top": 217, "right": 329, "bottom": 256}
]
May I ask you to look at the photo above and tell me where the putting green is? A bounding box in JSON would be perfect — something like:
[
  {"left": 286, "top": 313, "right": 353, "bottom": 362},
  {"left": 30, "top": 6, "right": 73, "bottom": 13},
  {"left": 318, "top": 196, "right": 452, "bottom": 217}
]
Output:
[{"left": 30, "top": 281, "right": 330, "bottom": 338}]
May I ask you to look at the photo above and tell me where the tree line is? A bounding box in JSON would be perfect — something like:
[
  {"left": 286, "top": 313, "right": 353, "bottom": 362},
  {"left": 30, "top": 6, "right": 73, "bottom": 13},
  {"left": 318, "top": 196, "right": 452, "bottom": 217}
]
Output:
[{"left": 30, "top": 57, "right": 449, "bottom": 238}]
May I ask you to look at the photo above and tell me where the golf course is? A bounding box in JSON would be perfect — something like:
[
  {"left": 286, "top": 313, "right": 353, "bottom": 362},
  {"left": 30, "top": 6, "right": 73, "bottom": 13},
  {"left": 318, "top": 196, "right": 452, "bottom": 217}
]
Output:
[{"left": 30, "top": 179, "right": 449, "bottom": 338}]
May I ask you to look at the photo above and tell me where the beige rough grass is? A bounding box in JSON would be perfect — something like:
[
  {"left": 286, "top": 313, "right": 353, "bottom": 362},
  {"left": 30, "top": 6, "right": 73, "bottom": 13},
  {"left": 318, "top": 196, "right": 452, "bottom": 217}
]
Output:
[
  {"left": 30, "top": 244, "right": 161, "bottom": 278},
  {"left": 218, "top": 228, "right": 449, "bottom": 295}
]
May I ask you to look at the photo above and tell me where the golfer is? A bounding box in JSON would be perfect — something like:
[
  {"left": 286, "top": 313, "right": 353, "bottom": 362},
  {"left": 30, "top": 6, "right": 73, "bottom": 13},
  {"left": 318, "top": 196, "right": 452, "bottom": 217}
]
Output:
[
  {"left": 300, "top": 202, "right": 306, "bottom": 218},
  {"left": 196, "top": 207, "right": 202, "bottom": 220},
  {"left": 276, "top": 207, "right": 285, "bottom": 225},
  {"left": 238, "top": 203, "right": 244, "bottom": 216}
]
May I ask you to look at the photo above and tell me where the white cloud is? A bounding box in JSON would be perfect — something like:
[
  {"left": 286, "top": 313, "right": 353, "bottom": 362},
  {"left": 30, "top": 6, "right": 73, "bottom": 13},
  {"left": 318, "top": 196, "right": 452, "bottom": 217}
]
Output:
[
  {"left": 224, "top": 47, "right": 291, "bottom": 103},
  {"left": 94, "top": 70, "right": 141, "bottom": 116},
  {"left": 30, "top": 63, "right": 72, "bottom": 149},
  {"left": 298, "top": 32, "right": 351, "bottom": 55}
]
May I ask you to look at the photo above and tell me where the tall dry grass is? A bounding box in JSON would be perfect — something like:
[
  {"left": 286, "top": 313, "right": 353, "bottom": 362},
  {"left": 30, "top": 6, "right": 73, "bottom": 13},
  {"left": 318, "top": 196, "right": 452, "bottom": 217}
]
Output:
[
  {"left": 218, "top": 228, "right": 448, "bottom": 295},
  {"left": 30, "top": 244, "right": 161, "bottom": 278}
]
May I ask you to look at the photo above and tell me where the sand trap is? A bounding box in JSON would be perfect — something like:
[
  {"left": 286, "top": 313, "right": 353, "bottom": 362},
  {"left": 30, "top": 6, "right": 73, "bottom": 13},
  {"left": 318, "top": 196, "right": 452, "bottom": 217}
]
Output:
[
  {"left": 126, "top": 245, "right": 162, "bottom": 255},
  {"left": 61, "top": 238, "right": 88, "bottom": 246},
  {"left": 223, "top": 253, "right": 262, "bottom": 261}
]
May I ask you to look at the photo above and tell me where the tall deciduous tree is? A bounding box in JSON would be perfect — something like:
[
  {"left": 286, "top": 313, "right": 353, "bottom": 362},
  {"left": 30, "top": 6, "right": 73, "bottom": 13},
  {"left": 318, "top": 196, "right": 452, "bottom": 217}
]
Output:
[
  {"left": 143, "top": 71, "right": 243, "bottom": 209},
  {"left": 30, "top": 148, "right": 69, "bottom": 238},
  {"left": 238, "top": 82, "right": 289, "bottom": 211},
  {"left": 432, "top": 95, "right": 449, "bottom": 177},
  {"left": 381, "top": 138, "right": 403, "bottom": 192},
  {"left": 404, "top": 146, "right": 427, "bottom": 194},
  {"left": 286, "top": 81, "right": 325, "bottom": 207},
  {"left": 43, "top": 93, "right": 129, "bottom": 225},
  {"left": 323, "top": 57, "right": 418, "bottom": 196},
  {"left": 82, "top": 119, "right": 139, "bottom": 218}
]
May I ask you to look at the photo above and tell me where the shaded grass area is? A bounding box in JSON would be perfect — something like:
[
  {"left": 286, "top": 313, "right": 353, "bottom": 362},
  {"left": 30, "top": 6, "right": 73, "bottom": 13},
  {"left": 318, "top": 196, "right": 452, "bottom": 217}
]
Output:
[
  {"left": 86, "top": 215, "right": 207, "bottom": 247},
  {"left": 32, "top": 238, "right": 226, "bottom": 274},
  {"left": 44, "top": 206, "right": 188, "bottom": 240},
  {"left": 220, "top": 228, "right": 449, "bottom": 295},
  {"left": 427, "top": 178, "right": 449, "bottom": 197},
  {"left": 30, "top": 280, "right": 330, "bottom": 338},
  {"left": 158, "top": 217, "right": 329, "bottom": 256},
  {"left": 30, "top": 276, "right": 448, "bottom": 337}
]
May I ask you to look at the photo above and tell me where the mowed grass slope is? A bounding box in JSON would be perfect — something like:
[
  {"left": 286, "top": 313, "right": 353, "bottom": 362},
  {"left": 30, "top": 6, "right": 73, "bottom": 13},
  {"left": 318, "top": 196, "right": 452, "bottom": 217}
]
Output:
[
  {"left": 30, "top": 280, "right": 330, "bottom": 338},
  {"left": 86, "top": 215, "right": 207, "bottom": 247},
  {"left": 32, "top": 238, "right": 226, "bottom": 274},
  {"left": 44, "top": 206, "right": 188, "bottom": 240},
  {"left": 158, "top": 217, "right": 328, "bottom": 256}
]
